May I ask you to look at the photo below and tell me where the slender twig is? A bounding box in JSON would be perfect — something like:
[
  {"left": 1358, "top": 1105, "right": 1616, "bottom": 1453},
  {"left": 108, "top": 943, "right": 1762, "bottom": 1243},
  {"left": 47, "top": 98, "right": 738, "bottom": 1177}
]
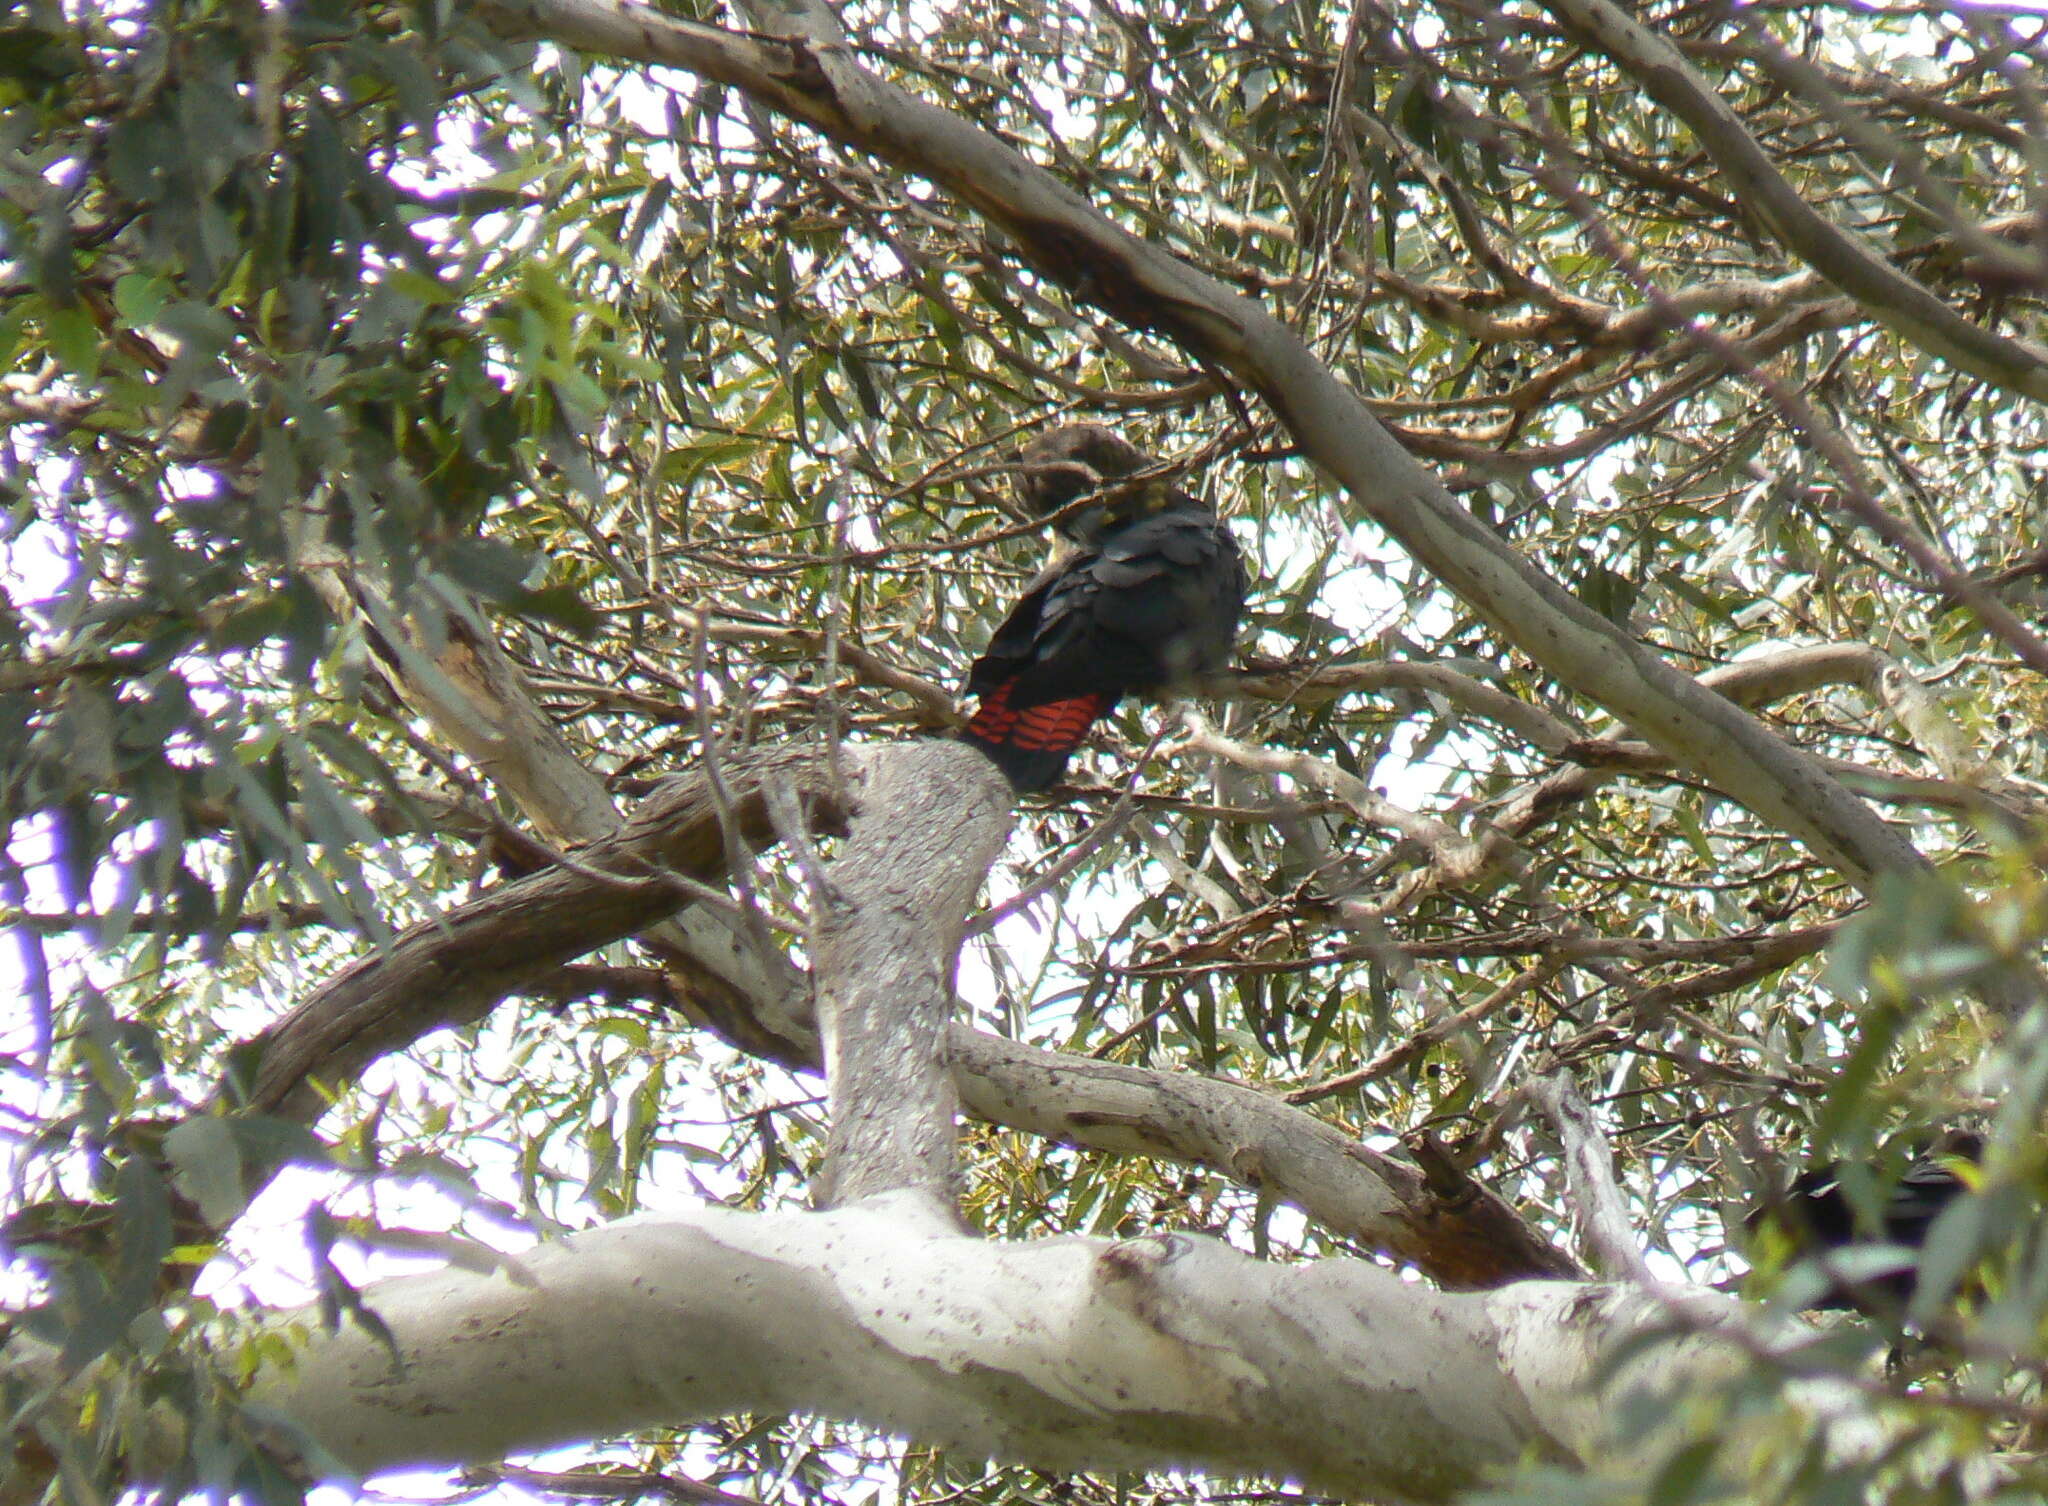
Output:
[
  {"left": 966, "top": 722, "right": 1172, "bottom": 936},
  {"left": 1526, "top": 1070, "right": 1659, "bottom": 1286},
  {"left": 1288, "top": 962, "right": 1564, "bottom": 1105},
  {"left": 690, "top": 611, "right": 787, "bottom": 967}
]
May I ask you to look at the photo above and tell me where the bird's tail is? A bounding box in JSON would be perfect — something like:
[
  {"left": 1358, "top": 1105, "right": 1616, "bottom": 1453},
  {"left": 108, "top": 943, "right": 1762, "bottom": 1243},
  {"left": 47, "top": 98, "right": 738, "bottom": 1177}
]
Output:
[{"left": 959, "top": 680, "right": 1118, "bottom": 793}]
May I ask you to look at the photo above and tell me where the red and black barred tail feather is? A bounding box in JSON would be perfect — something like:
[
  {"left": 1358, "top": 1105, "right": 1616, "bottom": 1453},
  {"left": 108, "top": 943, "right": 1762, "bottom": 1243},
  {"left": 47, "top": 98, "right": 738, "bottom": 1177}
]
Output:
[{"left": 960, "top": 678, "right": 1117, "bottom": 793}]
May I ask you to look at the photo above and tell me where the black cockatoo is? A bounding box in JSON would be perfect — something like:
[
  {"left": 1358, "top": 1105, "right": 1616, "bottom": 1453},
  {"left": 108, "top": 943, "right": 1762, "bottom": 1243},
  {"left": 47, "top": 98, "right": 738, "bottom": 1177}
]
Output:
[
  {"left": 960, "top": 425, "right": 1246, "bottom": 793},
  {"left": 1745, "top": 1131, "right": 1982, "bottom": 1311}
]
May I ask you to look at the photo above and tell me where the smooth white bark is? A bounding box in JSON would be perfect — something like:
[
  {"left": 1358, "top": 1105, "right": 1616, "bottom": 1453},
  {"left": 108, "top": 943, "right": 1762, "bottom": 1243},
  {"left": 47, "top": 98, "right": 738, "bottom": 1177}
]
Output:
[{"left": 238, "top": 1197, "right": 1735, "bottom": 1503}]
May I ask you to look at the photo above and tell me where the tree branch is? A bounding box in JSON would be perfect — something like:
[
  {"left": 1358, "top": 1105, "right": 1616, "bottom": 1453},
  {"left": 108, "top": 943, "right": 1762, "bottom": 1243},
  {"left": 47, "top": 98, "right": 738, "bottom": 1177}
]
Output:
[
  {"left": 198, "top": 737, "right": 1564, "bottom": 1285},
  {"left": 238, "top": 745, "right": 846, "bottom": 1124},
  {"left": 1535, "top": 0, "right": 2048, "bottom": 404},
  {"left": 813, "top": 743, "right": 1011, "bottom": 1205},
  {"left": 302, "top": 554, "right": 816, "bottom": 1063},
  {"left": 947, "top": 1029, "right": 1583, "bottom": 1288},
  {"left": 2, "top": 1204, "right": 1737, "bottom": 1502},
  {"left": 1527, "top": 1072, "right": 1658, "bottom": 1286}
]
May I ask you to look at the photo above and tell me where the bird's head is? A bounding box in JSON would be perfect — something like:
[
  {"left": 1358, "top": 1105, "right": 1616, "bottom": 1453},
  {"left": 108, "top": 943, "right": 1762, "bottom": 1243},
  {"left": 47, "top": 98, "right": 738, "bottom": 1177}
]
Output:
[{"left": 1016, "top": 424, "right": 1188, "bottom": 544}]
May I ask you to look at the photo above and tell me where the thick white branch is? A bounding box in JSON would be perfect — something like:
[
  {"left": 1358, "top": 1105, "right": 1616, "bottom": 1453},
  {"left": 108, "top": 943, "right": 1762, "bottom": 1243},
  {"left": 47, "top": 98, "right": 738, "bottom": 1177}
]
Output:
[{"left": 229, "top": 1200, "right": 1733, "bottom": 1502}]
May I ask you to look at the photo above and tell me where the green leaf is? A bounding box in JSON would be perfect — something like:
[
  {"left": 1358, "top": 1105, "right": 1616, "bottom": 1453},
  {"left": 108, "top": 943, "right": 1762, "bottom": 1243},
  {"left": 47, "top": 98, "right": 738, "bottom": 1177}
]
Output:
[
  {"left": 44, "top": 303, "right": 100, "bottom": 379},
  {"left": 163, "top": 1118, "right": 246, "bottom": 1228}
]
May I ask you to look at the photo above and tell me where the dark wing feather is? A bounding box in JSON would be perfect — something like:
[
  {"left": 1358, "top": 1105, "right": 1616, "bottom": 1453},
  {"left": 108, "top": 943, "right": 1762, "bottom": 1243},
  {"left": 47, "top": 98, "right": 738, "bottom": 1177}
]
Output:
[
  {"left": 962, "top": 503, "right": 1243, "bottom": 792},
  {"left": 969, "top": 506, "right": 1243, "bottom": 709},
  {"left": 1746, "top": 1134, "right": 1981, "bottom": 1311}
]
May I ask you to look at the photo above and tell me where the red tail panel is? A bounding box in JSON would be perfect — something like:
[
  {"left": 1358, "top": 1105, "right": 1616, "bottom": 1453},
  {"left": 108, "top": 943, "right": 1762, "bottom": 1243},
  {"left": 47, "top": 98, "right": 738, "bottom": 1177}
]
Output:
[
  {"left": 1002, "top": 693, "right": 1108, "bottom": 752},
  {"left": 961, "top": 681, "right": 1114, "bottom": 792}
]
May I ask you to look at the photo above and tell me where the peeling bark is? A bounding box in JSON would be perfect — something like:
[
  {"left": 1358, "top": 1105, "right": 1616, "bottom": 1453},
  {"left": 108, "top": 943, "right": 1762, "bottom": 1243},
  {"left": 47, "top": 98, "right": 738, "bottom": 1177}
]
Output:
[
  {"left": 301, "top": 561, "right": 818, "bottom": 1062},
  {"left": 239, "top": 745, "right": 845, "bottom": 1124}
]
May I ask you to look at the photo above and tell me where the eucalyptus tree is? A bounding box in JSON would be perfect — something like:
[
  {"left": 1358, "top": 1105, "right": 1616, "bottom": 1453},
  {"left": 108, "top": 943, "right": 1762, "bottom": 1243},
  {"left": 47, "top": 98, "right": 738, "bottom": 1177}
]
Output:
[{"left": 5, "top": 0, "right": 2047, "bottom": 1502}]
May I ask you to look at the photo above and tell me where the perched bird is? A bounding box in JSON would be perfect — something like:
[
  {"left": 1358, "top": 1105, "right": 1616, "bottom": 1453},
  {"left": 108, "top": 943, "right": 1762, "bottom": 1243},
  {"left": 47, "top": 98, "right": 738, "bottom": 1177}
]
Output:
[
  {"left": 1745, "top": 1131, "right": 1982, "bottom": 1311},
  {"left": 960, "top": 426, "right": 1245, "bottom": 793}
]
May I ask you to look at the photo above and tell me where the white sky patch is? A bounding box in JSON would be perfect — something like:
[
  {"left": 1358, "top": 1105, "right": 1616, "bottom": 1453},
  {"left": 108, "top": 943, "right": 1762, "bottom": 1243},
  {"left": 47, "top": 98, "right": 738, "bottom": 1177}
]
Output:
[
  {"left": 0, "top": 524, "right": 75, "bottom": 626},
  {"left": 834, "top": 498, "right": 884, "bottom": 552}
]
